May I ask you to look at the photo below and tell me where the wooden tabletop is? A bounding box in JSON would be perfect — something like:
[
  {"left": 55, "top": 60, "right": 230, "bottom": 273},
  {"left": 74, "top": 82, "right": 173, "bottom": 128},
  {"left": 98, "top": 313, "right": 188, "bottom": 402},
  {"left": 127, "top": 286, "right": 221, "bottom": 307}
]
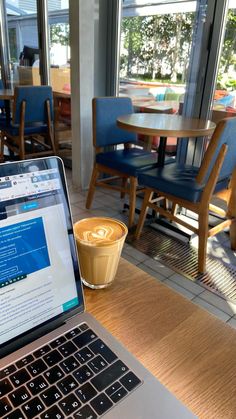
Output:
[
  {"left": 117, "top": 113, "right": 216, "bottom": 138},
  {"left": 0, "top": 89, "right": 14, "bottom": 100},
  {"left": 53, "top": 90, "right": 71, "bottom": 99},
  {"left": 84, "top": 258, "right": 236, "bottom": 419}
]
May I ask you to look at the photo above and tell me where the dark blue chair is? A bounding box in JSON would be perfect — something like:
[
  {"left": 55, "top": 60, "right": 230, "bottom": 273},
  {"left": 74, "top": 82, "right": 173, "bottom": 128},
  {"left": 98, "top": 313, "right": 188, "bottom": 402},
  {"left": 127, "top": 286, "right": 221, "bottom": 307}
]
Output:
[
  {"left": 135, "top": 118, "right": 236, "bottom": 273},
  {"left": 0, "top": 85, "right": 55, "bottom": 160},
  {"left": 86, "top": 96, "right": 159, "bottom": 228}
]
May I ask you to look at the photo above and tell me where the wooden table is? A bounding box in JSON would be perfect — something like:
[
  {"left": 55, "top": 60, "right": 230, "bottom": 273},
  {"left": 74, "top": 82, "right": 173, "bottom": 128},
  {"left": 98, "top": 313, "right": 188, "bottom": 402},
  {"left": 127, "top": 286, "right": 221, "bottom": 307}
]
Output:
[
  {"left": 117, "top": 113, "right": 216, "bottom": 165},
  {"left": 84, "top": 258, "right": 236, "bottom": 419},
  {"left": 0, "top": 89, "right": 14, "bottom": 125},
  {"left": 0, "top": 89, "right": 14, "bottom": 100}
]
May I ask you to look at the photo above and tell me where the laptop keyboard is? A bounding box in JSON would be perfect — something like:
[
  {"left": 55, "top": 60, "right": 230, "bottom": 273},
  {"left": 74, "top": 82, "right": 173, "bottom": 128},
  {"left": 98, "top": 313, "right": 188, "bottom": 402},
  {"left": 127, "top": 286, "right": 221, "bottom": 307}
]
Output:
[{"left": 0, "top": 323, "right": 142, "bottom": 419}]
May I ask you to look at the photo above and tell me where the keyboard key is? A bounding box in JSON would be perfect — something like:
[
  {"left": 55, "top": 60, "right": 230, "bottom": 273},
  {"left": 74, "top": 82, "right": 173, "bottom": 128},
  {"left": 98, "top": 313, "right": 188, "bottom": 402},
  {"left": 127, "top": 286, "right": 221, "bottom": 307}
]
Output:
[
  {"left": 0, "top": 378, "right": 13, "bottom": 397},
  {"left": 50, "top": 336, "right": 67, "bottom": 348},
  {"left": 120, "top": 371, "right": 141, "bottom": 392},
  {"left": 40, "top": 385, "right": 63, "bottom": 407},
  {"left": 44, "top": 365, "right": 65, "bottom": 384},
  {"left": 79, "top": 323, "right": 89, "bottom": 332},
  {"left": 16, "top": 355, "right": 34, "bottom": 369},
  {"left": 73, "top": 330, "right": 97, "bottom": 349},
  {"left": 27, "top": 376, "right": 48, "bottom": 395},
  {"left": 9, "top": 369, "right": 31, "bottom": 387},
  {"left": 43, "top": 349, "right": 63, "bottom": 367},
  {"left": 57, "top": 375, "right": 78, "bottom": 395},
  {"left": 22, "top": 396, "right": 45, "bottom": 418},
  {"left": 60, "top": 356, "right": 80, "bottom": 373},
  {"left": 73, "top": 405, "right": 97, "bottom": 419},
  {"left": 90, "top": 393, "right": 113, "bottom": 416},
  {"left": 58, "top": 341, "right": 77, "bottom": 358},
  {"left": 89, "top": 339, "right": 117, "bottom": 363},
  {"left": 88, "top": 355, "right": 108, "bottom": 373},
  {"left": 40, "top": 405, "right": 65, "bottom": 419},
  {"left": 9, "top": 386, "right": 31, "bottom": 407},
  {"left": 75, "top": 347, "right": 94, "bottom": 364},
  {"left": 3, "top": 408, "right": 24, "bottom": 419},
  {"left": 110, "top": 386, "right": 128, "bottom": 403},
  {"left": 105, "top": 381, "right": 121, "bottom": 397},
  {"left": 91, "top": 360, "right": 128, "bottom": 391},
  {"left": 76, "top": 382, "right": 97, "bottom": 403},
  {"left": 0, "top": 397, "right": 12, "bottom": 416},
  {"left": 33, "top": 345, "right": 51, "bottom": 358},
  {"left": 0, "top": 365, "right": 16, "bottom": 379},
  {"left": 73, "top": 365, "right": 94, "bottom": 384},
  {"left": 65, "top": 328, "right": 81, "bottom": 339},
  {"left": 59, "top": 394, "right": 81, "bottom": 415},
  {"left": 27, "top": 359, "right": 47, "bottom": 377}
]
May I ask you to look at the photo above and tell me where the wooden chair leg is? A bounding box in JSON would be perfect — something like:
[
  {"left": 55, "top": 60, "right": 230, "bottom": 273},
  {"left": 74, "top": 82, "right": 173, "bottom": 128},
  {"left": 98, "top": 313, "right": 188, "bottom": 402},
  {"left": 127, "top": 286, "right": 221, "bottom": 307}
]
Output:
[
  {"left": 198, "top": 210, "right": 209, "bottom": 274},
  {"left": 86, "top": 165, "right": 99, "bottom": 209},
  {"left": 121, "top": 177, "right": 128, "bottom": 199},
  {"left": 134, "top": 189, "right": 153, "bottom": 239},
  {"left": 128, "top": 177, "right": 137, "bottom": 228}
]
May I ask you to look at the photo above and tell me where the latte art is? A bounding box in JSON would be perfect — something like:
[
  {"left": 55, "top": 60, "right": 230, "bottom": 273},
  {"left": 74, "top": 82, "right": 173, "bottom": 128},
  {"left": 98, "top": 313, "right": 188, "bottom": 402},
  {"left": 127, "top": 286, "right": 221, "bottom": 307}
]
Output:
[
  {"left": 75, "top": 218, "right": 125, "bottom": 245},
  {"left": 83, "top": 225, "right": 114, "bottom": 244}
]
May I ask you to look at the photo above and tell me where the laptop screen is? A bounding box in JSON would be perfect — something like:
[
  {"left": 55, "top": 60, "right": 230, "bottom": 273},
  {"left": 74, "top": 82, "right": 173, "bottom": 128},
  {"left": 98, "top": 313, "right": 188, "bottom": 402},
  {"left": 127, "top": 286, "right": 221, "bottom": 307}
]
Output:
[{"left": 0, "top": 157, "right": 84, "bottom": 352}]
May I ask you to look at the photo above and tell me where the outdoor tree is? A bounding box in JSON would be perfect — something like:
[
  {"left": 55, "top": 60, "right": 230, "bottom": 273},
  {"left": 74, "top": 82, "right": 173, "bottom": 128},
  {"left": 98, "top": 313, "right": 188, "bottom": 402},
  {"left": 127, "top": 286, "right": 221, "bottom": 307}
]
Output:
[
  {"left": 50, "top": 23, "right": 69, "bottom": 46},
  {"left": 120, "top": 12, "right": 195, "bottom": 83}
]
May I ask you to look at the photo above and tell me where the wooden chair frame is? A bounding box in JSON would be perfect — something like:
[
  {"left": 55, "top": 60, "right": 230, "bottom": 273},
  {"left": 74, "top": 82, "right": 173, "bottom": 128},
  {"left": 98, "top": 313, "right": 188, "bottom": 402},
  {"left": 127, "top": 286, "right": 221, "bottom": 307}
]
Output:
[
  {"left": 0, "top": 89, "right": 55, "bottom": 160},
  {"left": 135, "top": 119, "right": 236, "bottom": 273}
]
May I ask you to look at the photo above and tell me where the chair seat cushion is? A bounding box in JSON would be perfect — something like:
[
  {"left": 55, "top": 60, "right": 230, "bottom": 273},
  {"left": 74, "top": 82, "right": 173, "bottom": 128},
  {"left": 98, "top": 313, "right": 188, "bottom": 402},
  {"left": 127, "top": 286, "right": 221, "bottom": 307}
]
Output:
[
  {"left": 3, "top": 123, "right": 48, "bottom": 136},
  {"left": 138, "top": 163, "right": 204, "bottom": 202},
  {"left": 138, "top": 163, "right": 230, "bottom": 203},
  {"left": 96, "top": 148, "right": 160, "bottom": 176}
]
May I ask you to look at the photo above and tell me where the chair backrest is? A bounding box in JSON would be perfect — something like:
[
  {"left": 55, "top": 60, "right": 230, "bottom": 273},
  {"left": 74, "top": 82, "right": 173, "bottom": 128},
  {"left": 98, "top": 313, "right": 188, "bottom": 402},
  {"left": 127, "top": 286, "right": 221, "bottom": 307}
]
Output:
[
  {"left": 13, "top": 85, "right": 53, "bottom": 124},
  {"left": 197, "top": 117, "right": 236, "bottom": 185},
  {"left": 93, "top": 97, "right": 136, "bottom": 148}
]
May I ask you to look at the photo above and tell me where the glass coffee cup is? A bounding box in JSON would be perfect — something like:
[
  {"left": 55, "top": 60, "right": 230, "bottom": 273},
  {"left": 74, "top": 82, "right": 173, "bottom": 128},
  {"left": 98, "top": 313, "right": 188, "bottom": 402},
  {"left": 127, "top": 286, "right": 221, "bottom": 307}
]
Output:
[{"left": 74, "top": 217, "right": 128, "bottom": 289}]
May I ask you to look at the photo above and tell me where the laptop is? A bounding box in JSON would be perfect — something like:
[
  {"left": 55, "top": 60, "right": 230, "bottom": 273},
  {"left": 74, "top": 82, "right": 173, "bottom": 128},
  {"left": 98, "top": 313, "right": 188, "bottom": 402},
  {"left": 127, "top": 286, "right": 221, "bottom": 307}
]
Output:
[{"left": 0, "top": 157, "right": 196, "bottom": 419}]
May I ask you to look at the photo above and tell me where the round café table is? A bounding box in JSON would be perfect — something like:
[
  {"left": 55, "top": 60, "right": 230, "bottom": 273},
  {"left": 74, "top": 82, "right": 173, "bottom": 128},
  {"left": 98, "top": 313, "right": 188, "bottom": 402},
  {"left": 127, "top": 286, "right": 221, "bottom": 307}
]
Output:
[{"left": 117, "top": 113, "right": 216, "bottom": 166}]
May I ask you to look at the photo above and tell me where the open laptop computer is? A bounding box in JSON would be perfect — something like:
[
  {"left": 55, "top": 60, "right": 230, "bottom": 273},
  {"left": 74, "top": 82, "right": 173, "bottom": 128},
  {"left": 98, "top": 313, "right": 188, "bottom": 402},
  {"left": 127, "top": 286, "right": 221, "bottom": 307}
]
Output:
[{"left": 0, "top": 157, "right": 196, "bottom": 419}]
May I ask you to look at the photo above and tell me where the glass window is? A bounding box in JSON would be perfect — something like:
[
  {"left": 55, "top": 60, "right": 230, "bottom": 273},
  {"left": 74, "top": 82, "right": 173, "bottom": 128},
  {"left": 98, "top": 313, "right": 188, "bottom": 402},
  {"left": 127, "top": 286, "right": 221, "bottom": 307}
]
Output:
[
  {"left": 48, "top": 0, "right": 71, "bottom": 162},
  {"left": 211, "top": 2, "right": 236, "bottom": 124},
  {"left": 7, "top": 0, "right": 40, "bottom": 86},
  {"left": 119, "top": 1, "right": 197, "bottom": 111}
]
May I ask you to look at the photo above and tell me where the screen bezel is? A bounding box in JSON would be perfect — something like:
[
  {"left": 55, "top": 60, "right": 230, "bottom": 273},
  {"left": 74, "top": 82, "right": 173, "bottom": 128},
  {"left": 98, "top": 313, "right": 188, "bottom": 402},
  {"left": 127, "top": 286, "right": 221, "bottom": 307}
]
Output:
[{"left": 0, "top": 156, "right": 84, "bottom": 358}]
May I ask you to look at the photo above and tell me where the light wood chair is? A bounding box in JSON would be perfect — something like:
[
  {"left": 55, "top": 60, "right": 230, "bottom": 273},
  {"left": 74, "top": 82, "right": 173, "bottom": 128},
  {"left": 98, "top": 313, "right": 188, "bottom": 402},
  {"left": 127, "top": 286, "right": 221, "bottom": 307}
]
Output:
[{"left": 134, "top": 118, "right": 236, "bottom": 273}]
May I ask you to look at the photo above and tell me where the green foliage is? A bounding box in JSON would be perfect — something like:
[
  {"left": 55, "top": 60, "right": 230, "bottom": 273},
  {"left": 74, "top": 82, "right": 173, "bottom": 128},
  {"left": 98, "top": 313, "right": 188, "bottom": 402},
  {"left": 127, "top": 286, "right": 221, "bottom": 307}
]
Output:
[
  {"left": 217, "top": 9, "right": 236, "bottom": 89},
  {"left": 50, "top": 23, "right": 69, "bottom": 46},
  {"left": 121, "top": 8, "right": 236, "bottom": 88},
  {"left": 120, "top": 12, "right": 194, "bottom": 82}
]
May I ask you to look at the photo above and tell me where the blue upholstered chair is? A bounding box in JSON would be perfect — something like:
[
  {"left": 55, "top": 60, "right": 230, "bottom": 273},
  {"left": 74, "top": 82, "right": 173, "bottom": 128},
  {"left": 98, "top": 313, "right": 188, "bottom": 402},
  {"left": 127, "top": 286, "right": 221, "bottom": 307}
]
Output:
[
  {"left": 0, "top": 85, "right": 55, "bottom": 160},
  {"left": 86, "top": 96, "right": 159, "bottom": 228},
  {"left": 134, "top": 117, "right": 236, "bottom": 273}
]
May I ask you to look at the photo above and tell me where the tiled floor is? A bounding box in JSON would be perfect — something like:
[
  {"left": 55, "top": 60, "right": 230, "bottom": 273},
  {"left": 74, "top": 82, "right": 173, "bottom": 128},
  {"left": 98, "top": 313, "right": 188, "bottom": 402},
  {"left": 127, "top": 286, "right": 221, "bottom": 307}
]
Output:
[{"left": 66, "top": 169, "right": 236, "bottom": 329}]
